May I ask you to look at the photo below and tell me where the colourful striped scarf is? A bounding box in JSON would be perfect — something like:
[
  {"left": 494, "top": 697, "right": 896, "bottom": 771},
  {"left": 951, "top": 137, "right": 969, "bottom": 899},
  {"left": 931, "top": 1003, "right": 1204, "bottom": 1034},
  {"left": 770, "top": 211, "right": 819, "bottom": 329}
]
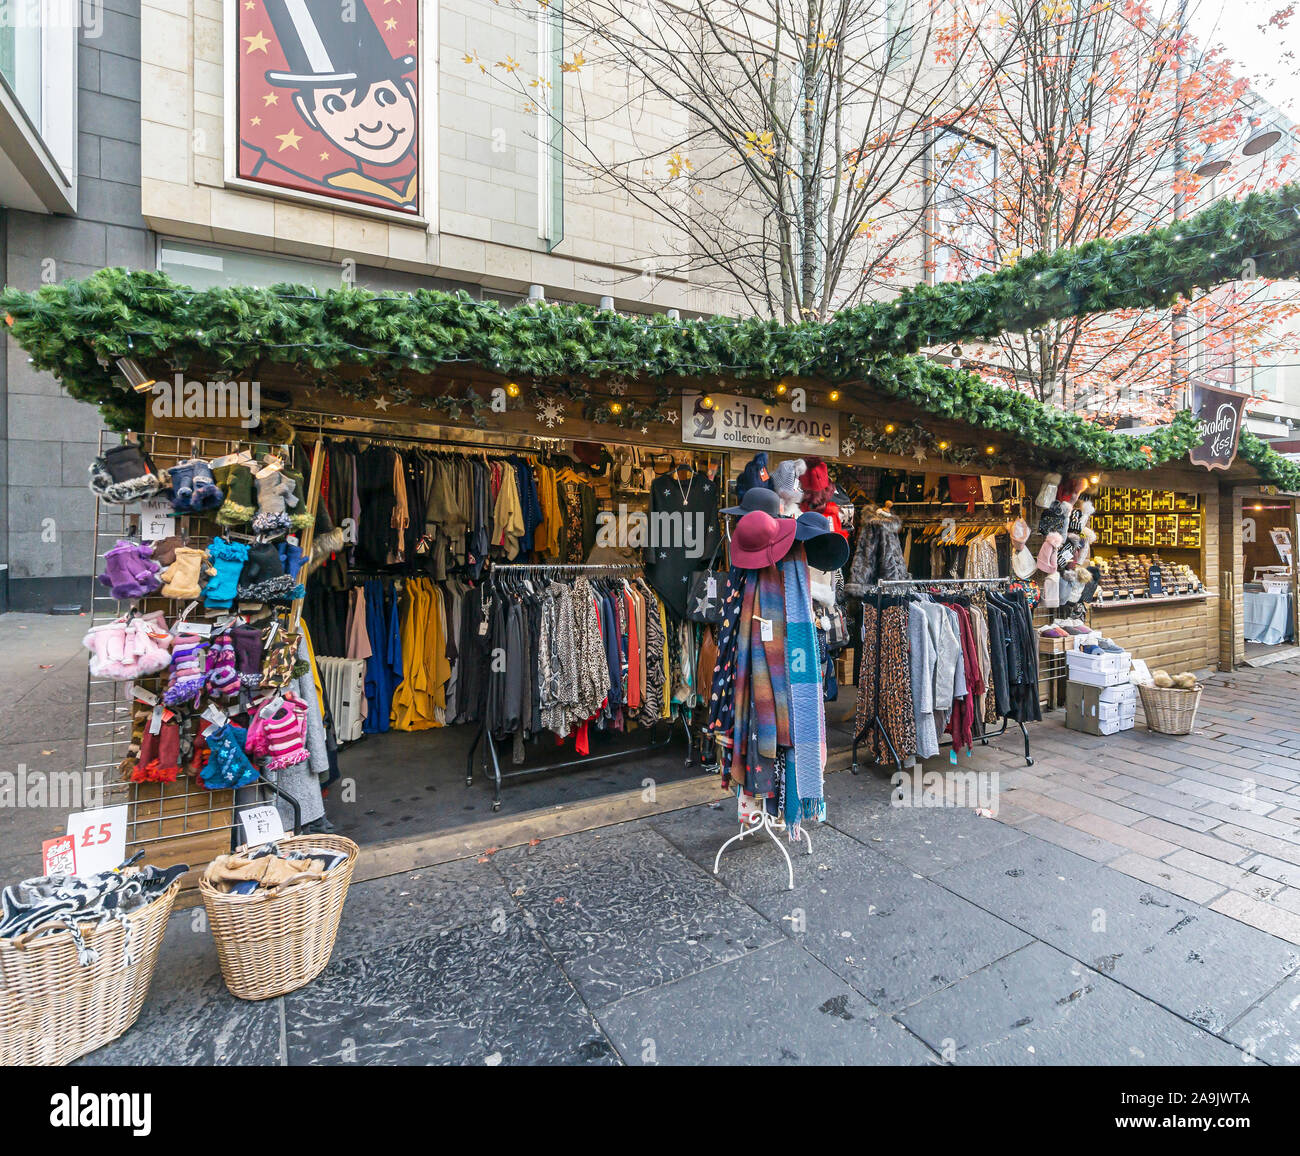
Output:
[
  {"left": 782, "top": 548, "right": 827, "bottom": 824},
  {"left": 730, "top": 565, "right": 789, "bottom": 796}
]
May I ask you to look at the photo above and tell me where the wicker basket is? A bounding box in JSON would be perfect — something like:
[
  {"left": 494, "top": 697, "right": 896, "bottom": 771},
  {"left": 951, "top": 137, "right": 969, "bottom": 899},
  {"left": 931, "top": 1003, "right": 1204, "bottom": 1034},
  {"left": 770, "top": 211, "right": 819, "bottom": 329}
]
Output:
[
  {"left": 1138, "top": 682, "right": 1203, "bottom": 735},
  {"left": 200, "top": 834, "right": 358, "bottom": 1001},
  {"left": 0, "top": 878, "right": 180, "bottom": 1066}
]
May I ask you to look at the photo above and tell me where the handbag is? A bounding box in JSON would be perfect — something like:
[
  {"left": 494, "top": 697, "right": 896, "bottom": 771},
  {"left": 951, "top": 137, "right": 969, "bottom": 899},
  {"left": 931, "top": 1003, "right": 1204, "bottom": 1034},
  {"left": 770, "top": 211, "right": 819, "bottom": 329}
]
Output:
[{"left": 685, "top": 539, "right": 725, "bottom": 624}]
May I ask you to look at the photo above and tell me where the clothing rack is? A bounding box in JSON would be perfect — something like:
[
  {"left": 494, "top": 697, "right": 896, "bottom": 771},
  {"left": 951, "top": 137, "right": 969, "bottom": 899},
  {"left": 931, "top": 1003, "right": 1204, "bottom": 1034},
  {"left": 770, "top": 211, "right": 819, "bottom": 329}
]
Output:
[
  {"left": 465, "top": 561, "right": 694, "bottom": 811},
  {"left": 851, "top": 576, "right": 1034, "bottom": 775}
]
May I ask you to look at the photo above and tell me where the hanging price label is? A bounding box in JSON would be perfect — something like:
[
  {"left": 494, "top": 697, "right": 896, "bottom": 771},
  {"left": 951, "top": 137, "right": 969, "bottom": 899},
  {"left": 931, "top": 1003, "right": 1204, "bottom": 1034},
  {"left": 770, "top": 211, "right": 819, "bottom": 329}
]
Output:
[
  {"left": 64, "top": 804, "right": 128, "bottom": 877},
  {"left": 237, "top": 804, "right": 285, "bottom": 848},
  {"left": 140, "top": 498, "right": 175, "bottom": 541}
]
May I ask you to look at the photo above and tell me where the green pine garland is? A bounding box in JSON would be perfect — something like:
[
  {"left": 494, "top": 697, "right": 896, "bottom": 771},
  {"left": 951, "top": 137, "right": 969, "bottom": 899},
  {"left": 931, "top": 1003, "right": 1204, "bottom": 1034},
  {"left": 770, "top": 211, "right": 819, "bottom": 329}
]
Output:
[{"left": 4, "top": 182, "right": 1300, "bottom": 487}]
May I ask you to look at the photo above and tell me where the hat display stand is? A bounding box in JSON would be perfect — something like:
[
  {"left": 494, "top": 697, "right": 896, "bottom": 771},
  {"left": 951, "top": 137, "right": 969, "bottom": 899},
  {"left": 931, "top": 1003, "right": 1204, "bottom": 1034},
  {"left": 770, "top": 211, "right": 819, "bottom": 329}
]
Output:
[
  {"left": 850, "top": 576, "right": 1035, "bottom": 774},
  {"left": 713, "top": 804, "right": 812, "bottom": 892}
]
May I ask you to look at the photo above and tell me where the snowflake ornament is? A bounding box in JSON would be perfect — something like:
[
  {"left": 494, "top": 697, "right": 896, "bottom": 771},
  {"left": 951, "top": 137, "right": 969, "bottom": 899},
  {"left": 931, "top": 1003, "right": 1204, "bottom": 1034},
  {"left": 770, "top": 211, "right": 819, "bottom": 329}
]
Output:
[
  {"left": 840, "top": 438, "right": 856, "bottom": 458},
  {"left": 609, "top": 379, "right": 628, "bottom": 396},
  {"left": 536, "top": 398, "right": 566, "bottom": 428},
  {"left": 912, "top": 446, "right": 928, "bottom": 464}
]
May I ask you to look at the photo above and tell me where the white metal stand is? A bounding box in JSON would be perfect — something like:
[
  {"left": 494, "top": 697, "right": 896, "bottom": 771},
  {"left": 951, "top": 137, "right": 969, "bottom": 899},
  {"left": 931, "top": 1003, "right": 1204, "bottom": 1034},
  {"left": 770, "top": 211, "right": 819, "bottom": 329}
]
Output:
[{"left": 713, "top": 810, "right": 813, "bottom": 891}]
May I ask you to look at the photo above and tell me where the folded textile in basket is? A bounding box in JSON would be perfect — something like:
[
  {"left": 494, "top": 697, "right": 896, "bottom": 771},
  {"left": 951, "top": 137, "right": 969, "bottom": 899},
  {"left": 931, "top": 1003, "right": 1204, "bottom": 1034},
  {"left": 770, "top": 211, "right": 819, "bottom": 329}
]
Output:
[
  {"left": 0, "top": 863, "right": 188, "bottom": 965},
  {"left": 202, "top": 842, "right": 346, "bottom": 894}
]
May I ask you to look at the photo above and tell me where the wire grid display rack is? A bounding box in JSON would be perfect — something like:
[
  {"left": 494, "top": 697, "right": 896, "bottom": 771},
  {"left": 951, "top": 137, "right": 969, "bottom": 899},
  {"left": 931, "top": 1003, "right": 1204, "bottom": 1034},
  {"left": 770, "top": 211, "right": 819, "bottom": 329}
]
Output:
[{"left": 85, "top": 429, "right": 300, "bottom": 875}]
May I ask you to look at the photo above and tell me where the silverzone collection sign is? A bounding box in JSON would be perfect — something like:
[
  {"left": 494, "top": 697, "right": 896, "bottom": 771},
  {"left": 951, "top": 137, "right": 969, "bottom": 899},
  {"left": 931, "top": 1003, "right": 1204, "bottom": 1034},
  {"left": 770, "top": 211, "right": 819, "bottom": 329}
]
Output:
[
  {"left": 1188, "top": 381, "right": 1247, "bottom": 471},
  {"left": 680, "top": 391, "right": 840, "bottom": 458}
]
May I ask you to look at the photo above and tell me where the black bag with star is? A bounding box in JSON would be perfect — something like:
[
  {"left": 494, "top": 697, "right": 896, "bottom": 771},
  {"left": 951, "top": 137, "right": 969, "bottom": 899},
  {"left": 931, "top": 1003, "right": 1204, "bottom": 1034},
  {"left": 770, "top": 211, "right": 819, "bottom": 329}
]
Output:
[{"left": 685, "top": 539, "right": 725, "bottom": 624}]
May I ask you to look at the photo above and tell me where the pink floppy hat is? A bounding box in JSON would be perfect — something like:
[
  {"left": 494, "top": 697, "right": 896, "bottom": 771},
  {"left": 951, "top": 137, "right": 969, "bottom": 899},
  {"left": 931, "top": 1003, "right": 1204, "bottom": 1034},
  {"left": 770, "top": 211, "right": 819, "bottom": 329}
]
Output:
[{"left": 730, "top": 510, "right": 798, "bottom": 569}]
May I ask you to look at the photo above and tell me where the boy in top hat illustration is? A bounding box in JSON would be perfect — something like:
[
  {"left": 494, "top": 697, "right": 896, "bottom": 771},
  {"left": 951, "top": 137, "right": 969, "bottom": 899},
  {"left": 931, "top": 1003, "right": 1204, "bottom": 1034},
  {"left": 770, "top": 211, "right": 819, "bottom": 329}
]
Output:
[{"left": 242, "top": 0, "right": 418, "bottom": 211}]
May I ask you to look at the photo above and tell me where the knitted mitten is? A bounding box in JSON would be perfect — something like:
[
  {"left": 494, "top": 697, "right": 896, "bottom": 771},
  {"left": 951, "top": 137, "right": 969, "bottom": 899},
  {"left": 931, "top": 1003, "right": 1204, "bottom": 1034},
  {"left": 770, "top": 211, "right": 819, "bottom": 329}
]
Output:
[
  {"left": 133, "top": 717, "right": 181, "bottom": 783},
  {"left": 238, "top": 541, "right": 294, "bottom": 601},
  {"left": 165, "top": 458, "right": 224, "bottom": 513},
  {"left": 189, "top": 459, "right": 224, "bottom": 511},
  {"left": 159, "top": 546, "right": 211, "bottom": 600},
  {"left": 163, "top": 635, "right": 209, "bottom": 705},
  {"left": 97, "top": 539, "right": 162, "bottom": 600},
  {"left": 214, "top": 464, "right": 257, "bottom": 526},
  {"left": 283, "top": 468, "right": 313, "bottom": 531},
  {"left": 276, "top": 540, "right": 306, "bottom": 600},
  {"left": 152, "top": 534, "right": 185, "bottom": 567},
  {"left": 165, "top": 459, "right": 196, "bottom": 511},
  {"left": 199, "top": 722, "right": 259, "bottom": 790},
  {"left": 89, "top": 442, "right": 165, "bottom": 503},
  {"left": 204, "top": 539, "right": 249, "bottom": 609},
  {"left": 259, "top": 629, "right": 300, "bottom": 692},
  {"left": 231, "top": 623, "right": 264, "bottom": 691},
  {"left": 206, "top": 632, "right": 241, "bottom": 698},
  {"left": 245, "top": 694, "right": 310, "bottom": 770},
  {"left": 251, "top": 469, "right": 293, "bottom": 534}
]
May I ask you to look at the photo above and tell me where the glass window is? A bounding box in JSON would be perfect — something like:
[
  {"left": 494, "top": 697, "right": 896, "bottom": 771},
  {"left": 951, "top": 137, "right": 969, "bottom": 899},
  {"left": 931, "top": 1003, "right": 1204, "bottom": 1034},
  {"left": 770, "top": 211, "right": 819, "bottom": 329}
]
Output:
[{"left": 158, "top": 240, "right": 346, "bottom": 291}]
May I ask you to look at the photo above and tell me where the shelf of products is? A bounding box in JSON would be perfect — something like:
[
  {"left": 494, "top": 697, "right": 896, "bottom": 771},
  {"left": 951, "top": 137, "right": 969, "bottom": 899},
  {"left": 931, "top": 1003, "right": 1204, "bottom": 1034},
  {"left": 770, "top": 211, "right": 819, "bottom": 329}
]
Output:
[
  {"left": 1093, "top": 552, "right": 1204, "bottom": 600},
  {"left": 1093, "top": 487, "right": 1202, "bottom": 548}
]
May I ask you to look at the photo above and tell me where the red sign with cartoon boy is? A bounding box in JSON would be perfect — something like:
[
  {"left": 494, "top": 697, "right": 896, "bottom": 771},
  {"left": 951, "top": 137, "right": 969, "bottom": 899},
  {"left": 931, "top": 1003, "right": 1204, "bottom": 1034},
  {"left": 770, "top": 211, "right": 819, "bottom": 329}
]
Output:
[{"left": 237, "top": 0, "right": 419, "bottom": 214}]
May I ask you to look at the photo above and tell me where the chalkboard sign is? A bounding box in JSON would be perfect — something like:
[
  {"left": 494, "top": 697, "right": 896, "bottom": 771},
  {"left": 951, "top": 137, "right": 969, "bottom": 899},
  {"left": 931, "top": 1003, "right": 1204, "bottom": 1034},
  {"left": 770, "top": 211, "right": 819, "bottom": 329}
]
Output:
[
  {"left": 1148, "top": 563, "right": 1164, "bottom": 596},
  {"left": 1188, "top": 381, "right": 1247, "bottom": 471}
]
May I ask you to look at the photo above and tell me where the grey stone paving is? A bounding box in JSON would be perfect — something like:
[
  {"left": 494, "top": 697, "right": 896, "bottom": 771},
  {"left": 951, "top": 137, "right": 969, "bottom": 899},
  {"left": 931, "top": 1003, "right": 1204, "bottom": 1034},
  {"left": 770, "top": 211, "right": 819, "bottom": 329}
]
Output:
[
  {"left": 79, "top": 767, "right": 1300, "bottom": 1065},
  {"left": 10, "top": 613, "right": 1300, "bottom": 1065}
]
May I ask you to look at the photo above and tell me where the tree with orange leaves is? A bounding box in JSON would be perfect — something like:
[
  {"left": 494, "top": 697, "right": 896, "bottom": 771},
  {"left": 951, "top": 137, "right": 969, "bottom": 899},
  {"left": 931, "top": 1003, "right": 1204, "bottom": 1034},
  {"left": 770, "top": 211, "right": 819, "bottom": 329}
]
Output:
[{"left": 927, "top": 0, "right": 1300, "bottom": 422}]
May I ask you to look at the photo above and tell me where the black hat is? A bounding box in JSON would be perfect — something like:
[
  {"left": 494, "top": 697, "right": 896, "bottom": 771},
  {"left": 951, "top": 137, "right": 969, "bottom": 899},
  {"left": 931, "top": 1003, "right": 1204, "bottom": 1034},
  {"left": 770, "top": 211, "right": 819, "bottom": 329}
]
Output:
[
  {"left": 722, "top": 487, "right": 781, "bottom": 518},
  {"left": 264, "top": 0, "right": 416, "bottom": 89},
  {"left": 791, "top": 511, "right": 850, "bottom": 571}
]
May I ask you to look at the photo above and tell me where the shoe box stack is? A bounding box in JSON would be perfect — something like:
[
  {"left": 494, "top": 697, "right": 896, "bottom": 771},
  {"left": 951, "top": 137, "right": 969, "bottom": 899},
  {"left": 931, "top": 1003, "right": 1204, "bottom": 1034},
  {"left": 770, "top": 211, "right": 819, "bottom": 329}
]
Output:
[{"left": 1065, "top": 635, "right": 1137, "bottom": 735}]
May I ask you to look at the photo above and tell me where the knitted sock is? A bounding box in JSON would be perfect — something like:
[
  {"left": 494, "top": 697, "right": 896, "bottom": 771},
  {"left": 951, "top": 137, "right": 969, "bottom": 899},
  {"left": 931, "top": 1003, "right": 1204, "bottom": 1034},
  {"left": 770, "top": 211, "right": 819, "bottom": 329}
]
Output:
[{"left": 163, "top": 636, "right": 209, "bottom": 705}]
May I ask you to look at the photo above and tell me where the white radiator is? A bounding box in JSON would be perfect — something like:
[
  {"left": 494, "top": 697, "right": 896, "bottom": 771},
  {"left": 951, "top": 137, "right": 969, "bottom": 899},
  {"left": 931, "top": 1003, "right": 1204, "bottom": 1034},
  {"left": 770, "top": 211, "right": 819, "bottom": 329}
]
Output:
[{"left": 318, "top": 657, "right": 367, "bottom": 742}]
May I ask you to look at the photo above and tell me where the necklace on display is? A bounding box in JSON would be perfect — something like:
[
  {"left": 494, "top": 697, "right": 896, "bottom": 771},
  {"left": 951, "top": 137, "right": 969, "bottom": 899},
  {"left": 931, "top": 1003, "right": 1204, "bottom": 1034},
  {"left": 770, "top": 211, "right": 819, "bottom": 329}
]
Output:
[{"left": 676, "top": 467, "right": 694, "bottom": 506}]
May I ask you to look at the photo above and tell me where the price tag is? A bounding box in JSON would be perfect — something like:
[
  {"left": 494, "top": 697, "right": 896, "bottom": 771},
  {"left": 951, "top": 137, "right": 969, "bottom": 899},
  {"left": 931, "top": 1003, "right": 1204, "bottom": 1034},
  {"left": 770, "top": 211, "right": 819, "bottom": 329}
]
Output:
[
  {"left": 258, "top": 694, "right": 285, "bottom": 719},
  {"left": 149, "top": 703, "right": 164, "bottom": 734},
  {"left": 140, "top": 498, "right": 175, "bottom": 541},
  {"left": 238, "top": 804, "right": 285, "bottom": 848},
  {"left": 65, "top": 804, "right": 128, "bottom": 877},
  {"left": 478, "top": 620, "right": 489, "bottom": 636},
  {"left": 705, "top": 575, "right": 717, "bottom": 598},
  {"left": 202, "top": 703, "right": 229, "bottom": 728},
  {"left": 185, "top": 621, "right": 213, "bottom": 638},
  {"left": 132, "top": 686, "right": 159, "bottom": 706},
  {"left": 42, "top": 834, "right": 77, "bottom": 877},
  {"left": 757, "top": 616, "right": 773, "bottom": 642}
]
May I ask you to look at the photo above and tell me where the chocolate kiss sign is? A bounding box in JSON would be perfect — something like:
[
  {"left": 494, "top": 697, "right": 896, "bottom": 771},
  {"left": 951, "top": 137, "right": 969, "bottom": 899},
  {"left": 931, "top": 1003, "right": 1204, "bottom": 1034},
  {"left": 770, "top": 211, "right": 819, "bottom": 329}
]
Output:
[{"left": 1188, "top": 381, "right": 1247, "bottom": 471}]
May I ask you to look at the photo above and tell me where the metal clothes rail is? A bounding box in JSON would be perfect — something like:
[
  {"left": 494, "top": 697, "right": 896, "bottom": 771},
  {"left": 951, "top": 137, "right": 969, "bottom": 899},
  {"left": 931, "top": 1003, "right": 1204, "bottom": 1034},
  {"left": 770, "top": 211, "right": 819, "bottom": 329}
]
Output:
[
  {"left": 465, "top": 562, "right": 694, "bottom": 810},
  {"left": 850, "top": 576, "right": 1034, "bottom": 774}
]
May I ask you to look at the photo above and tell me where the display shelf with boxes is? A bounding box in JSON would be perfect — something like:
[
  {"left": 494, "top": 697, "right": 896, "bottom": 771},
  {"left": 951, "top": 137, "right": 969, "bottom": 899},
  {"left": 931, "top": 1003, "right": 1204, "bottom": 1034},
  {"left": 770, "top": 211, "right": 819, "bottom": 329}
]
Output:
[{"left": 1094, "top": 487, "right": 1202, "bottom": 548}]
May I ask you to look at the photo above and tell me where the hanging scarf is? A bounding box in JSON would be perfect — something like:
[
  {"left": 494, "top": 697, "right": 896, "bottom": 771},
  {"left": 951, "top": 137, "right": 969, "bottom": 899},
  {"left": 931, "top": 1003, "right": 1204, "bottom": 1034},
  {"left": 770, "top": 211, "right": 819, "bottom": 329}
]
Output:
[
  {"left": 781, "top": 548, "right": 827, "bottom": 824},
  {"left": 705, "top": 568, "right": 746, "bottom": 774},
  {"left": 729, "top": 565, "right": 789, "bottom": 797}
]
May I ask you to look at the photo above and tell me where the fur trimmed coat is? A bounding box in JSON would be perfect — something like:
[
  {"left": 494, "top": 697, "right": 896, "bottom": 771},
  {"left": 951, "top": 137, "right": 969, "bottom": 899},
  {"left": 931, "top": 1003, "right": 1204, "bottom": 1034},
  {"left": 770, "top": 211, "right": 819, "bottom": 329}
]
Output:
[{"left": 843, "top": 508, "right": 908, "bottom": 597}]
